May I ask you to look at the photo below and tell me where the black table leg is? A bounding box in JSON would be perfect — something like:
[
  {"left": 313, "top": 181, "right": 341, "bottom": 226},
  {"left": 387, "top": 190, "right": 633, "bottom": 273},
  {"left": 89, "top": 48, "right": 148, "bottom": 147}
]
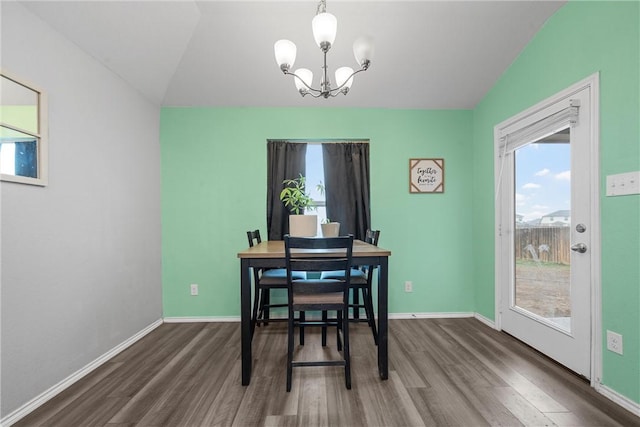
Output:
[
  {"left": 377, "top": 256, "right": 389, "bottom": 380},
  {"left": 241, "top": 258, "right": 252, "bottom": 385}
]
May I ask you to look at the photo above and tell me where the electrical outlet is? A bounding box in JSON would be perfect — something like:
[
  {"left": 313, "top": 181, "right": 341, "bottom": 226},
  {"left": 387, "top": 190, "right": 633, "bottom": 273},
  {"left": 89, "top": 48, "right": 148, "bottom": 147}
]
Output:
[
  {"left": 606, "top": 330, "right": 623, "bottom": 355},
  {"left": 404, "top": 281, "right": 413, "bottom": 292},
  {"left": 190, "top": 283, "right": 199, "bottom": 296}
]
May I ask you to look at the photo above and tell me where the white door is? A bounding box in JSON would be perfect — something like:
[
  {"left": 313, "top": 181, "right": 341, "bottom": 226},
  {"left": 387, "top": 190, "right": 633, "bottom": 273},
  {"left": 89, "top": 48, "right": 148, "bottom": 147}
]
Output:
[{"left": 494, "top": 75, "right": 599, "bottom": 379}]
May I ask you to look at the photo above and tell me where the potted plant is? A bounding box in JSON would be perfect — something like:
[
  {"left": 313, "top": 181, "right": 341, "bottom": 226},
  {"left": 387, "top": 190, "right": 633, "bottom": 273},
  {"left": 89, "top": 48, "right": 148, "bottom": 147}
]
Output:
[
  {"left": 321, "top": 218, "right": 340, "bottom": 237},
  {"left": 280, "top": 174, "right": 317, "bottom": 236}
]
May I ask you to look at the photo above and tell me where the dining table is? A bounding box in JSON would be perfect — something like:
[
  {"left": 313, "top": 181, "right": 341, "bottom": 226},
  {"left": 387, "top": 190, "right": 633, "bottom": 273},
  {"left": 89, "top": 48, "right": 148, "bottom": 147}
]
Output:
[{"left": 237, "top": 238, "right": 391, "bottom": 386}]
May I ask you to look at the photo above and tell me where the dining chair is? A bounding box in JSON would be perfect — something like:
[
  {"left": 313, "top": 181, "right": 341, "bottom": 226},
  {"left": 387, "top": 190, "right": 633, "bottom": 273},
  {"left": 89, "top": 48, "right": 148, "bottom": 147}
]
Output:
[
  {"left": 284, "top": 234, "right": 354, "bottom": 391},
  {"left": 247, "top": 230, "right": 306, "bottom": 336},
  {"left": 320, "top": 229, "right": 380, "bottom": 345}
]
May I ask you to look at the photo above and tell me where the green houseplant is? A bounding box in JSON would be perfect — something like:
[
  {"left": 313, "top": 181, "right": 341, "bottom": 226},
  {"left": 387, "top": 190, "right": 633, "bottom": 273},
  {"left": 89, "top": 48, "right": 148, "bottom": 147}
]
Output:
[
  {"left": 280, "top": 174, "right": 317, "bottom": 236},
  {"left": 280, "top": 174, "right": 315, "bottom": 215}
]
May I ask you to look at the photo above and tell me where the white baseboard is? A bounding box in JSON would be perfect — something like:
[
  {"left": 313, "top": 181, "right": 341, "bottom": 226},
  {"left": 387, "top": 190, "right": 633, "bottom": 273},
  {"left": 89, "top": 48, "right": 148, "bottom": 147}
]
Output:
[
  {"left": 389, "top": 312, "right": 475, "bottom": 320},
  {"left": 163, "top": 316, "right": 240, "bottom": 323},
  {"left": 596, "top": 383, "right": 640, "bottom": 417},
  {"left": 166, "top": 312, "right": 484, "bottom": 322},
  {"left": 0, "top": 319, "right": 163, "bottom": 427},
  {"left": 474, "top": 312, "right": 497, "bottom": 329},
  {"left": 172, "top": 312, "right": 482, "bottom": 322}
]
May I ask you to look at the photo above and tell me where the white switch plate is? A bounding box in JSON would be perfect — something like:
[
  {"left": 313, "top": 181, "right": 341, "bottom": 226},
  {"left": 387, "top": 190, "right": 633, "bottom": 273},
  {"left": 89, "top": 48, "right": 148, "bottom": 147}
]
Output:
[
  {"left": 606, "top": 171, "right": 640, "bottom": 196},
  {"left": 404, "top": 281, "right": 413, "bottom": 292},
  {"left": 190, "top": 283, "right": 199, "bottom": 296}
]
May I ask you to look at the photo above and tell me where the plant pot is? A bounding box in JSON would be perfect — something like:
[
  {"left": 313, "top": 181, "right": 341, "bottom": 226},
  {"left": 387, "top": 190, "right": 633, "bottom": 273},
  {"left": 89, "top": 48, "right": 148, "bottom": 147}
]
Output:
[
  {"left": 321, "top": 222, "right": 340, "bottom": 237},
  {"left": 289, "top": 214, "right": 317, "bottom": 237}
]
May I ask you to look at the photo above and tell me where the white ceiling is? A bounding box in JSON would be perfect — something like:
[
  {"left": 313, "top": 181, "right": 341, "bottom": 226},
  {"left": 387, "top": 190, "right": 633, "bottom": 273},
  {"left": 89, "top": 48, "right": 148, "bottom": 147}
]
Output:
[{"left": 18, "top": 0, "right": 566, "bottom": 109}]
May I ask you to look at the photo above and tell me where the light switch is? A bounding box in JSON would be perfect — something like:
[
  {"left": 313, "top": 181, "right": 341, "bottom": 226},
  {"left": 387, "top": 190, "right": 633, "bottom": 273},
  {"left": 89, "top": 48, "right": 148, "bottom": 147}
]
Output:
[{"left": 606, "top": 171, "right": 640, "bottom": 196}]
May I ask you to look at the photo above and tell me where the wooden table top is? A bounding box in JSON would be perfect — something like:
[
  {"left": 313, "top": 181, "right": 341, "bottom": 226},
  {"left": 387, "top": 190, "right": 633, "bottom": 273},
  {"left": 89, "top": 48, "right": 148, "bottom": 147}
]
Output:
[{"left": 238, "top": 239, "right": 391, "bottom": 259}]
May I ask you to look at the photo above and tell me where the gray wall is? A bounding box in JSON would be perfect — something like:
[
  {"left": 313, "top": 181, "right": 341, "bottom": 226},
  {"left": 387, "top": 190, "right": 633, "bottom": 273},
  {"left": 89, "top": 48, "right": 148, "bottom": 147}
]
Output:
[{"left": 1, "top": 3, "right": 162, "bottom": 417}]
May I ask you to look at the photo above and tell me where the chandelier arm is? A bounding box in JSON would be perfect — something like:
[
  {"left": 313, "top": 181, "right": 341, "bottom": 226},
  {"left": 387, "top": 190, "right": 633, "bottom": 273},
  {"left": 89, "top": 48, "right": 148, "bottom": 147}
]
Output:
[
  {"left": 327, "top": 67, "right": 367, "bottom": 94},
  {"left": 284, "top": 70, "right": 322, "bottom": 94}
]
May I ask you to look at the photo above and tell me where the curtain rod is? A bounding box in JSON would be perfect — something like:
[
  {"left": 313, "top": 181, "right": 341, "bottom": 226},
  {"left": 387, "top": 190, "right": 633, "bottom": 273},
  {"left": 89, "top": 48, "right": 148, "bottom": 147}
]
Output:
[{"left": 267, "top": 139, "right": 369, "bottom": 144}]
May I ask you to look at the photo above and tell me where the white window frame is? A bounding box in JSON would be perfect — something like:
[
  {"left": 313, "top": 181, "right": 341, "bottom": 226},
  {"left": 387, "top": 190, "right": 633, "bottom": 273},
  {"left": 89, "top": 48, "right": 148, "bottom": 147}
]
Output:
[{"left": 1, "top": 69, "right": 48, "bottom": 186}]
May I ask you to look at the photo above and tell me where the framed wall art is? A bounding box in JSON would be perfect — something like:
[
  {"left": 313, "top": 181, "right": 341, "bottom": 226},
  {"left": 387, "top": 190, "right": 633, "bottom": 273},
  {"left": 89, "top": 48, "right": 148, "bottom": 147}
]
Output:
[{"left": 409, "top": 158, "right": 444, "bottom": 193}]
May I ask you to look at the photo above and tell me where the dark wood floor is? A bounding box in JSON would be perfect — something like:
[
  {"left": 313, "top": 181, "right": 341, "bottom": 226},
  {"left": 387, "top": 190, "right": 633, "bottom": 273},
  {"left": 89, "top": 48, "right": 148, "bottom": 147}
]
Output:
[{"left": 14, "top": 318, "right": 640, "bottom": 426}]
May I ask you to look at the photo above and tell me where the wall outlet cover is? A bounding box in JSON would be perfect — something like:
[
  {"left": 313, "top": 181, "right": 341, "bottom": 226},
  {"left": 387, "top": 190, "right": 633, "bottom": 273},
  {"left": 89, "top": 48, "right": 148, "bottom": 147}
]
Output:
[{"left": 606, "top": 330, "right": 623, "bottom": 355}]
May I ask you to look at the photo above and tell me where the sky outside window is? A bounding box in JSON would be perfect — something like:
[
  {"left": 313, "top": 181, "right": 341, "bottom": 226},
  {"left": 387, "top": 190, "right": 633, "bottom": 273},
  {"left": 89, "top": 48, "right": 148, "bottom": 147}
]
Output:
[{"left": 515, "top": 138, "right": 571, "bottom": 222}]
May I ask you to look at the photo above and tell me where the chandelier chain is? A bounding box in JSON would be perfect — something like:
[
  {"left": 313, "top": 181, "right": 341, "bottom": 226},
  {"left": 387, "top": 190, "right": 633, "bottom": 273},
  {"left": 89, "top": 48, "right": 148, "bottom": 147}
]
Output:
[{"left": 316, "top": 0, "right": 327, "bottom": 15}]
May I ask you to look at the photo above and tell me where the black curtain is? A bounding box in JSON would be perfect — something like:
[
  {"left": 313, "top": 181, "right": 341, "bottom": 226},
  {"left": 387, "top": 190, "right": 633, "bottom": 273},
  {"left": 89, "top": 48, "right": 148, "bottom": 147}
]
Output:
[
  {"left": 322, "top": 142, "right": 370, "bottom": 240},
  {"left": 14, "top": 140, "right": 37, "bottom": 178},
  {"left": 266, "top": 140, "right": 307, "bottom": 240}
]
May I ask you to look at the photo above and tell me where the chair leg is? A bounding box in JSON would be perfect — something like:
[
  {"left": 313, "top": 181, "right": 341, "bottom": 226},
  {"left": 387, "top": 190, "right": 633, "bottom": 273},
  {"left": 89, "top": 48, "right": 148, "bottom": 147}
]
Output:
[
  {"left": 287, "top": 309, "right": 295, "bottom": 392},
  {"left": 262, "top": 290, "right": 271, "bottom": 325},
  {"left": 352, "top": 288, "right": 360, "bottom": 319},
  {"left": 343, "top": 306, "right": 351, "bottom": 389},
  {"left": 321, "top": 311, "right": 328, "bottom": 346},
  {"left": 251, "top": 284, "right": 261, "bottom": 337},
  {"left": 363, "top": 287, "right": 378, "bottom": 345},
  {"left": 336, "top": 311, "right": 343, "bottom": 351},
  {"left": 299, "top": 311, "right": 305, "bottom": 345}
]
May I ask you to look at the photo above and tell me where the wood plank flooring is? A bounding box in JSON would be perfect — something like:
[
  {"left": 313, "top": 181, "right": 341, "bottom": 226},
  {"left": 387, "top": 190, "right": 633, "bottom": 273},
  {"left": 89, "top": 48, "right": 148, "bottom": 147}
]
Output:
[{"left": 13, "top": 318, "right": 640, "bottom": 426}]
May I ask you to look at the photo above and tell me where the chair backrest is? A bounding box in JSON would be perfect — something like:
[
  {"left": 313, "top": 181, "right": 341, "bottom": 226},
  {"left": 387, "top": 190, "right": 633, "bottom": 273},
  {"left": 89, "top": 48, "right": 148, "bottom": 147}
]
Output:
[
  {"left": 247, "top": 229, "right": 262, "bottom": 247},
  {"left": 363, "top": 229, "right": 381, "bottom": 282},
  {"left": 247, "top": 230, "right": 263, "bottom": 283},
  {"left": 284, "top": 235, "right": 354, "bottom": 297},
  {"left": 365, "top": 229, "right": 380, "bottom": 246}
]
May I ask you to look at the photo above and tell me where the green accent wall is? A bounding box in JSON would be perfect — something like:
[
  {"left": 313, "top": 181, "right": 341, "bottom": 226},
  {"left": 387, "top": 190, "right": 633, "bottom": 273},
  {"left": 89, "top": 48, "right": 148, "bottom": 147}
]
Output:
[
  {"left": 162, "top": 0, "right": 638, "bottom": 407},
  {"left": 472, "top": 1, "right": 639, "bottom": 403},
  {"left": 161, "top": 108, "right": 474, "bottom": 318}
]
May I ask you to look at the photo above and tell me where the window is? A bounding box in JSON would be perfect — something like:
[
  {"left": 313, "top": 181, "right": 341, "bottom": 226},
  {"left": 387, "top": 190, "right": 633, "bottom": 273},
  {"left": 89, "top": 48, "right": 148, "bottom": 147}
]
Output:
[
  {"left": 267, "top": 139, "right": 370, "bottom": 240},
  {"left": 1, "top": 71, "right": 48, "bottom": 186},
  {"left": 305, "top": 144, "right": 327, "bottom": 234}
]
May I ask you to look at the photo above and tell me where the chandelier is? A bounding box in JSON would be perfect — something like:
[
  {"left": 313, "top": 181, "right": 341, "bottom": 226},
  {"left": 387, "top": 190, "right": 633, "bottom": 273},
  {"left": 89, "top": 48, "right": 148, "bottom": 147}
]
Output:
[{"left": 274, "top": 0, "right": 374, "bottom": 98}]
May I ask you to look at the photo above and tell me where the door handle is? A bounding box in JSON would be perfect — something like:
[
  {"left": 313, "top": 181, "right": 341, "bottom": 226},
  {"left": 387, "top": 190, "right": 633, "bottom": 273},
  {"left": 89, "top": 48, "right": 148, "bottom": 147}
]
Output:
[{"left": 571, "top": 243, "right": 587, "bottom": 253}]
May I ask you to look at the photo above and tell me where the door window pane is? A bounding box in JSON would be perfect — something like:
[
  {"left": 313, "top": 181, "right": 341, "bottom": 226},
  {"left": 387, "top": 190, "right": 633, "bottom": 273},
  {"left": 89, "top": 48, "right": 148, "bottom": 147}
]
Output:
[{"left": 513, "top": 128, "right": 572, "bottom": 332}]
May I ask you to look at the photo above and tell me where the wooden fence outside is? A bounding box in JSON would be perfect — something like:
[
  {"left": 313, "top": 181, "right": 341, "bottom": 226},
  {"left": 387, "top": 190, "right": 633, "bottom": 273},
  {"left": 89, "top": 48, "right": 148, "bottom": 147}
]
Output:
[{"left": 515, "top": 226, "right": 571, "bottom": 265}]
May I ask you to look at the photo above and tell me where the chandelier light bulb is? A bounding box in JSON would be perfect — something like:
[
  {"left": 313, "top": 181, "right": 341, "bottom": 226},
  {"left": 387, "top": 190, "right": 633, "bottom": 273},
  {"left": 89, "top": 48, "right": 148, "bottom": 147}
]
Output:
[
  {"left": 274, "top": 40, "right": 297, "bottom": 71},
  {"left": 353, "top": 36, "right": 374, "bottom": 69},
  {"left": 312, "top": 12, "right": 337, "bottom": 49}
]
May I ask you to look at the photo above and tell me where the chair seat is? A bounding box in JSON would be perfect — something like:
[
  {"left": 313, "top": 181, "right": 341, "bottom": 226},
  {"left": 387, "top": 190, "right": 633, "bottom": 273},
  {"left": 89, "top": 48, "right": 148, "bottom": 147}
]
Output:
[
  {"left": 293, "top": 291, "right": 343, "bottom": 307},
  {"left": 260, "top": 269, "right": 306, "bottom": 285},
  {"left": 320, "top": 269, "right": 367, "bottom": 285}
]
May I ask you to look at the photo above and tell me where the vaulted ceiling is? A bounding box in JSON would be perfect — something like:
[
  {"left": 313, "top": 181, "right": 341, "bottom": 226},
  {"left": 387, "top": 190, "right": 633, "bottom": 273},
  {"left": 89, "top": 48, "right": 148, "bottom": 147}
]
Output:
[{"left": 18, "top": 0, "right": 566, "bottom": 109}]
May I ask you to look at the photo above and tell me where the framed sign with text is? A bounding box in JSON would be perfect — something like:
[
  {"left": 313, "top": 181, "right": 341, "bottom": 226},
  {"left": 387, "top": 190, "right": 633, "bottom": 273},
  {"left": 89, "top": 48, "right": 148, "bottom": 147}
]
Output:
[{"left": 409, "top": 158, "right": 444, "bottom": 193}]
